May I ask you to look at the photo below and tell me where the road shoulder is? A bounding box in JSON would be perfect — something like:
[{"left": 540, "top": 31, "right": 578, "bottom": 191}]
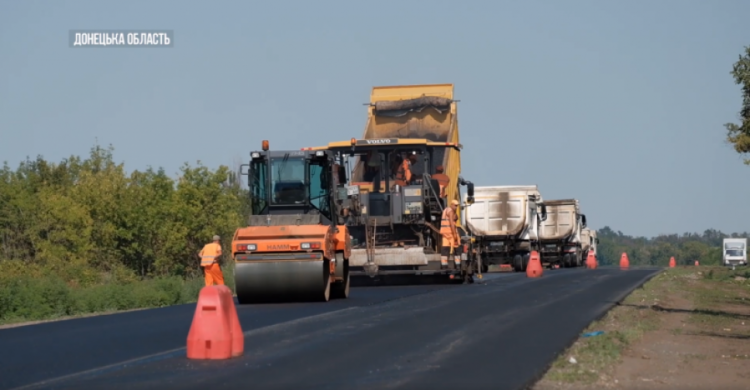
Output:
[{"left": 533, "top": 266, "right": 750, "bottom": 390}]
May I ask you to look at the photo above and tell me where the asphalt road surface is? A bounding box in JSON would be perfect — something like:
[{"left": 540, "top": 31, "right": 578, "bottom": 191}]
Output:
[{"left": 2, "top": 267, "right": 661, "bottom": 390}]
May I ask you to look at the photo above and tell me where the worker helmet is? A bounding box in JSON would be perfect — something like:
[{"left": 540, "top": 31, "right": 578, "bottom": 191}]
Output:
[{"left": 213, "top": 235, "right": 220, "bottom": 241}]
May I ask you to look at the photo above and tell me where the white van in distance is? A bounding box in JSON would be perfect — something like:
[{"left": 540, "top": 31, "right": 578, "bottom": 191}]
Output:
[{"left": 723, "top": 238, "right": 747, "bottom": 269}]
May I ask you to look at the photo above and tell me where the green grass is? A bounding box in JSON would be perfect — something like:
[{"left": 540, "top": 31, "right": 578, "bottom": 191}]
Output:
[
  {"left": 543, "top": 279, "right": 662, "bottom": 385},
  {"left": 684, "top": 267, "right": 750, "bottom": 338},
  {"left": 0, "top": 263, "right": 236, "bottom": 326},
  {"left": 544, "top": 330, "right": 627, "bottom": 384}
]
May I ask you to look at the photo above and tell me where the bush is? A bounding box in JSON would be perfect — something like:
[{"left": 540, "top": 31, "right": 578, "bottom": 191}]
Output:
[
  {"left": 0, "top": 275, "right": 76, "bottom": 322},
  {"left": 0, "top": 267, "right": 236, "bottom": 324},
  {"left": 0, "top": 143, "right": 248, "bottom": 325}
]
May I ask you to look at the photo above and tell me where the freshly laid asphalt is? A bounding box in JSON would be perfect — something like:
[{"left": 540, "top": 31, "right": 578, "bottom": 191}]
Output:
[
  {"left": 0, "top": 281, "right": 469, "bottom": 390},
  {"left": 2, "top": 267, "right": 661, "bottom": 390}
]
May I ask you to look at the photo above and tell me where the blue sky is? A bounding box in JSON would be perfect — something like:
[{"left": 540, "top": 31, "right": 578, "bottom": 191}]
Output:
[{"left": 1, "top": 0, "right": 749, "bottom": 238}]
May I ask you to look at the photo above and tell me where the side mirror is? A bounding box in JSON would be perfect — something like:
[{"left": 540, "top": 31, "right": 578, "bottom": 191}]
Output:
[
  {"left": 580, "top": 214, "right": 587, "bottom": 228},
  {"left": 540, "top": 204, "right": 548, "bottom": 222},
  {"left": 595, "top": 238, "right": 600, "bottom": 244},
  {"left": 466, "top": 182, "right": 475, "bottom": 204}
]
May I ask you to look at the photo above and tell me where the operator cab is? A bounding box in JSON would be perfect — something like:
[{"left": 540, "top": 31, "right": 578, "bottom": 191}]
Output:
[
  {"left": 326, "top": 139, "right": 449, "bottom": 225},
  {"left": 342, "top": 144, "right": 432, "bottom": 192},
  {"left": 245, "top": 140, "right": 337, "bottom": 226}
]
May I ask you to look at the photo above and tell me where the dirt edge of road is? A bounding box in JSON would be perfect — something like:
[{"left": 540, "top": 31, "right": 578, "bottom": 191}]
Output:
[{"left": 533, "top": 266, "right": 750, "bottom": 390}]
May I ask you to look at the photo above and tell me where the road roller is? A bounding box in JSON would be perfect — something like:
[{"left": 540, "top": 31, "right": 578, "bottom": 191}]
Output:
[
  {"left": 300, "top": 137, "right": 478, "bottom": 285},
  {"left": 231, "top": 140, "right": 351, "bottom": 304}
]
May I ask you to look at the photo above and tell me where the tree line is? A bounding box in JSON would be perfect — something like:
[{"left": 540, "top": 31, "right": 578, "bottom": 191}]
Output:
[
  {"left": 595, "top": 226, "right": 749, "bottom": 266},
  {"left": 0, "top": 144, "right": 250, "bottom": 323}
]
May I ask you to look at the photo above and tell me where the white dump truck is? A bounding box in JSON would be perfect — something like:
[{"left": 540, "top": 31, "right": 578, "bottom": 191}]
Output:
[
  {"left": 464, "top": 185, "right": 547, "bottom": 273},
  {"left": 538, "top": 199, "right": 586, "bottom": 268},
  {"left": 723, "top": 238, "right": 747, "bottom": 269},
  {"left": 581, "top": 228, "right": 599, "bottom": 261}
]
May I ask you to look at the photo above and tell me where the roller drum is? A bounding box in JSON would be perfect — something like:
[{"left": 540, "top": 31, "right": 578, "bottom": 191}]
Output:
[{"left": 235, "top": 260, "right": 330, "bottom": 304}]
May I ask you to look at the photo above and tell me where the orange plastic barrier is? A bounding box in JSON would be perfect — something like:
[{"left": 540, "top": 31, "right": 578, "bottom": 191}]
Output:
[
  {"left": 186, "top": 285, "right": 244, "bottom": 360},
  {"left": 620, "top": 252, "right": 630, "bottom": 270},
  {"left": 695, "top": 260, "right": 699, "bottom": 266},
  {"left": 669, "top": 257, "right": 676, "bottom": 268},
  {"left": 526, "top": 251, "right": 543, "bottom": 278}
]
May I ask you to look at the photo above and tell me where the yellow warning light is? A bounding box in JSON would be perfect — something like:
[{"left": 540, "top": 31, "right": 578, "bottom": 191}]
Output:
[
  {"left": 350, "top": 138, "right": 356, "bottom": 146},
  {"left": 262, "top": 140, "right": 269, "bottom": 151}
]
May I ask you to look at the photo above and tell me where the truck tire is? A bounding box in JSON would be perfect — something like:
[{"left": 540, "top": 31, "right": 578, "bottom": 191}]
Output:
[
  {"left": 513, "top": 254, "right": 523, "bottom": 272},
  {"left": 563, "top": 254, "right": 571, "bottom": 268}
]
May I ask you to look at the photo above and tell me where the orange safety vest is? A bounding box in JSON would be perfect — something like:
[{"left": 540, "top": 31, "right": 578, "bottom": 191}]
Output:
[
  {"left": 432, "top": 173, "right": 449, "bottom": 198},
  {"left": 440, "top": 207, "right": 457, "bottom": 236},
  {"left": 199, "top": 242, "right": 222, "bottom": 267},
  {"left": 395, "top": 160, "right": 411, "bottom": 186}
]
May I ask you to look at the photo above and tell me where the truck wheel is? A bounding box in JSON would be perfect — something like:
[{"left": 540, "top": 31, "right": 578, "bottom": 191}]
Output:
[
  {"left": 513, "top": 254, "right": 522, "bottom": 272},
  {"left": 563, "top": 254, "right": 571, "bottom": 268}
]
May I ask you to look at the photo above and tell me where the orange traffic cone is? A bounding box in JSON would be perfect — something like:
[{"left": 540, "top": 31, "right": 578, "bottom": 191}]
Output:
[
  {"left": 187, "top": 285, "right": 244, "bottom": 360},
  {"left": 620, "top": 252, "right": 630, "bottom": 270},
  {"left": 586, "top": 251, "right": 597, "bottom": 269},
  {"left": 695, "top": 260, "right": 699, "bottom": 266},
  {"left": 526, "top": 250, "right": 543, "bottom": 278},
  {"left": 669, "top": 257, "right": 676, "bottom": 268}
]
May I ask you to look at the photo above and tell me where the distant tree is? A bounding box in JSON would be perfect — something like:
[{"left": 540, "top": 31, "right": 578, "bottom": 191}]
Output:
[
  {"left": 724, "top": 45, "right": 750, "bottom": 164},
  {"left": 0, "top": 144, "right": 251, "bottom": 281}
]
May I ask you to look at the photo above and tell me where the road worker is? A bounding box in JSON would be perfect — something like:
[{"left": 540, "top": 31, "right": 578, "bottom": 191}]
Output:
[
  {"left": 198, "top": 235, "right": 225, "bottom": 286},
  {"left": 394, "top": 153, "right": 417, "bottom": 187},
  {"left": 440, "top": 199, "right": 462, "bottom": 269},
  {"left": 431, "top": 165, "right": 450, "bottom": 199}
]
